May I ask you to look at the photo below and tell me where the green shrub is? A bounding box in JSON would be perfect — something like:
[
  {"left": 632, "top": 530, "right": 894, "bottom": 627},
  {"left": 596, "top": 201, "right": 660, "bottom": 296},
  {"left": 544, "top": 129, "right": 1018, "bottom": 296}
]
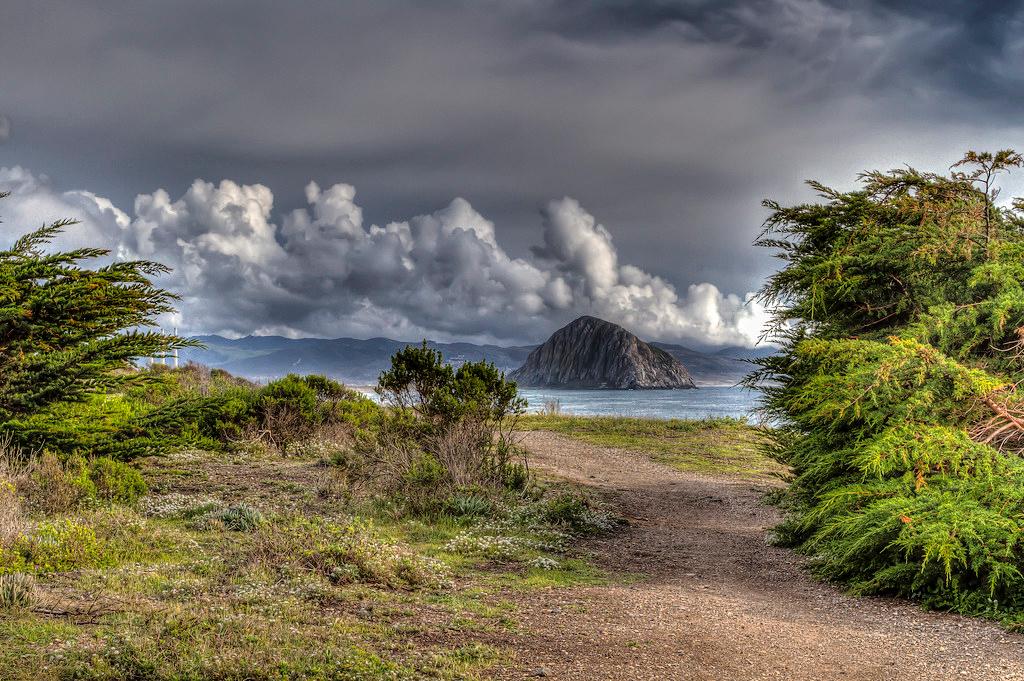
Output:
[
  {"left": 199, "top": 373, "right": 380, "bottom": 454},
  {"left": 754, "top": 150, "right": 1024, "bottom": 618},
  {"left": 499, "top": 461, "right": 530, "bottom": 492},
  {"left": 89, "top": 457, "right": 148, "bottom": 504},
  {"left": 11, "top": 452, "right": 147, "bottom": 512},
  {"left": 403, "top": 452, "right": 445, "bottom": 489},
  {"left": 10, "top": 519, "right": 104, "bottom": 573},
  {"left": 376, "top": 341, "right": 525, "bottom": 434},
  {"left": 18, "top": 452, "right": 95, "bottom": 514}
]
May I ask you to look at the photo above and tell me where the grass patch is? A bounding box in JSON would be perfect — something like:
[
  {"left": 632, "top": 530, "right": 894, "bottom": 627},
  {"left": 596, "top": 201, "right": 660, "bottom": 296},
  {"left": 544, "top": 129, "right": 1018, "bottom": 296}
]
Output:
[
  {"left": 519, "top": 415, "right": 783, "bottom": 479},
  {"left": 0, "top": 447, "right": 611, "bottom": 679}
]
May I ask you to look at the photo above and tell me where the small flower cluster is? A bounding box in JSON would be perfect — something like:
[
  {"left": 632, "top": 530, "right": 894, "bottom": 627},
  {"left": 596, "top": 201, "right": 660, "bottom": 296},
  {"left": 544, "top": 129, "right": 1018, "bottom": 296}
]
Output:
[
  {"left": 528, "top": 556, "right": 560, "bottom": 570},
  {"left": 443, "top": 531, "right": 528, "bottom": 561},
  {"left": 139, "top": 493, "right": 224, "bottom": 519}
]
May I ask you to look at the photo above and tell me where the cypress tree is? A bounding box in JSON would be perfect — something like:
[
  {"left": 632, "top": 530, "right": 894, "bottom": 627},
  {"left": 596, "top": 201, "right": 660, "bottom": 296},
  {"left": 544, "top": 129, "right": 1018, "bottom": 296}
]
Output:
[
  {"left": 752, "top": 151, "right": 1024, "bottom": 617},
  {"left": 0, "top": 194, "right": 200, "bottom": 457}
]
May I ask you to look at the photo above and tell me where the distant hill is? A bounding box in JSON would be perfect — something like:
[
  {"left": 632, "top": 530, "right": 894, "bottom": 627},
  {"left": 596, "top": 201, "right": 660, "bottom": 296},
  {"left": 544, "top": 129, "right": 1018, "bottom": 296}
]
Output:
[
  {"left": 509, "top": 316, "right": 696, "bottom": 389},
  {"left": 178, "top": 331, "right": 773, "bottom": 387},
  {"left": 179, "top": 335, "right": 534, "bottom": 385},
  {"left": 652, "top": 343, "right": 772, "bottom": 386}
]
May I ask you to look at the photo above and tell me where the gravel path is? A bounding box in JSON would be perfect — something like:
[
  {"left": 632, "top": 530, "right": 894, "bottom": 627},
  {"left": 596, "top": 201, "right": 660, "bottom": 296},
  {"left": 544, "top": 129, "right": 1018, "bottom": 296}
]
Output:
[{"left": 495, "top": 431, "right": 1024, "bottom": 680}]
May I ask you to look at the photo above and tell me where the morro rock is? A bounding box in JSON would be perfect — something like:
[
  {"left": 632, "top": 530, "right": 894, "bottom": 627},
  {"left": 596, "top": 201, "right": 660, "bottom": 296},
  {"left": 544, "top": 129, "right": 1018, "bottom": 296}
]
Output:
[{"left": 509, "top": 316, "right": 696, "bottom": 389}]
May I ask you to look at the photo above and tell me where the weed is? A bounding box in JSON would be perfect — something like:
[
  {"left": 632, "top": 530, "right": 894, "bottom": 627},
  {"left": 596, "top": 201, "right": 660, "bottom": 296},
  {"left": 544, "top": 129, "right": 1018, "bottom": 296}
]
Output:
[
  {"left": 219, "top": 504, "right": 265, "bottom": 532},
  {"left": 0, "top": 572, "right": 36, "bottom": 610}
]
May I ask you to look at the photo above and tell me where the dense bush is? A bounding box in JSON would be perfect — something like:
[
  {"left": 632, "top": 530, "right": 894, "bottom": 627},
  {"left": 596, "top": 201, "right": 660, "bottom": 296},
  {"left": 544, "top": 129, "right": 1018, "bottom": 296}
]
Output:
[
  {"left": 377, "top": 342, "right": 525, "bottom": 436},
  {"left": 3, "top": 518, "right": 105, "bottom": 574},
  {"left": 175, "top": 371, "right": 380, "bottom": 454},
  {"left": 753, "top": 150, "right": 1024, "bottom": 618}
]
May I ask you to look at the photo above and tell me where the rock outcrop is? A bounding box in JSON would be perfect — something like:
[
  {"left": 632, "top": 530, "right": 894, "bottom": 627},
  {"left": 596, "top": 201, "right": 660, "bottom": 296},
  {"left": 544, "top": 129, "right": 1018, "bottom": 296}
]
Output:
[{"left": 509, "top": 316, "right": 696, "bottom": 389}]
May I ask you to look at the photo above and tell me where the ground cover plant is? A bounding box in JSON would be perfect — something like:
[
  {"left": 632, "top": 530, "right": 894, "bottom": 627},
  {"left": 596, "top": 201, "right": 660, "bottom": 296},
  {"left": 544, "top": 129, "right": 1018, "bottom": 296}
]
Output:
[{"left": 751, "top": 150, "right": 1024, "bottom": 623}]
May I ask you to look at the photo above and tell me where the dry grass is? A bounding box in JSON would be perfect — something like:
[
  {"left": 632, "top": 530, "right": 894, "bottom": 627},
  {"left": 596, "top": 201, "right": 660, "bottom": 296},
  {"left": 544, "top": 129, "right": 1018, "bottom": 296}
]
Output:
[
  {"left": 0, "top": 446, "right": 600, "bottom": 680},
  {"left": 0, "top": 434, "right": 28, "bottom": 545}
]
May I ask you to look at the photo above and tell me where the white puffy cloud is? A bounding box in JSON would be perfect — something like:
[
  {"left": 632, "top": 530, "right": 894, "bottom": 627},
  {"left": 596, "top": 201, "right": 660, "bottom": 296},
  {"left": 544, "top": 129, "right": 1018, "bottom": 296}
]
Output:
[
  {"left": 0, "top": 166, "right": 127, "bottom": 253},
  {"left": 1, "top": 167, "right": 769, "bottom": 347}
]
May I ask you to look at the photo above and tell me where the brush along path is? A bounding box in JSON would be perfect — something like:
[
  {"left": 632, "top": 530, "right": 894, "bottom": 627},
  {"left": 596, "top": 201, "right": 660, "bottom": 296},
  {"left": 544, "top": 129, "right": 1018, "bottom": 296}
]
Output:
[{"left": 497, "top": 431, "right": 1024, "bottom": 681}]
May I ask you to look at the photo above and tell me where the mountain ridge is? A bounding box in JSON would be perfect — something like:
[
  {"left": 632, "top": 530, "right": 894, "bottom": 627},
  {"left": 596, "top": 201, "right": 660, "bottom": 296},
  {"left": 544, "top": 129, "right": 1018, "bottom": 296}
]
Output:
[{"left": 179, "top": 330, "right": 770, "bottom": 386}]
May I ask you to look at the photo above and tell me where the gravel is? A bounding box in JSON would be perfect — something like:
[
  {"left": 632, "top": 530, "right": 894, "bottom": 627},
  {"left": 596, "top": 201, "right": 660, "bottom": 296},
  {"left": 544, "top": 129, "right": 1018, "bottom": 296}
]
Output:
[{"left": 493, "top": 431, "right": 1024, "bottom": 681}]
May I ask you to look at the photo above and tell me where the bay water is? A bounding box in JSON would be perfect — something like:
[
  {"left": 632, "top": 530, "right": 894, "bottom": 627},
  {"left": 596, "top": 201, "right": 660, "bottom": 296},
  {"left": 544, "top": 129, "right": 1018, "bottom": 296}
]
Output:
[{"left": 517, "top": 385, "right": 760, "bottom": 421}]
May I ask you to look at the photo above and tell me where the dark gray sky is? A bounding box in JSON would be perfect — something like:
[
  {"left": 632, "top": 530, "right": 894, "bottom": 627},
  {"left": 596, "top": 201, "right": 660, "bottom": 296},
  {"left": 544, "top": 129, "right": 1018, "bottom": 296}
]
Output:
[{"left": 2, "top": 0, "right": 1023, "bottom": 346}]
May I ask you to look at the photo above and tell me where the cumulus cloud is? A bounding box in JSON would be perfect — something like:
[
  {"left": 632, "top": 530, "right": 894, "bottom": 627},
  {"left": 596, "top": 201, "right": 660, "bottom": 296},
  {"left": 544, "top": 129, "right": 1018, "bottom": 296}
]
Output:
[
  {"left": 0, "top": 166, "right": 128, "bottom": 252},
  {"left": 1, "top": 167, "right": 768, "bottom": 347}
]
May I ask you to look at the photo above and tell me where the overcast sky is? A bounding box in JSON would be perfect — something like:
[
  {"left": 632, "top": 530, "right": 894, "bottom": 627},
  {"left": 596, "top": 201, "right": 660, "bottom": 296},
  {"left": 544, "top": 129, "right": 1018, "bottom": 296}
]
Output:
[{"left": 2, "top": 1, "right": 1023, "bottom": 347}]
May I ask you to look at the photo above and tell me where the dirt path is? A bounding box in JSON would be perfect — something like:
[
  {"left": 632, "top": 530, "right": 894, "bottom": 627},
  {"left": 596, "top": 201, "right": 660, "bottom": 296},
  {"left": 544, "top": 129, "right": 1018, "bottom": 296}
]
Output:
[{"left": 495, "top": 432, "right": 1024, "bottom": 680}]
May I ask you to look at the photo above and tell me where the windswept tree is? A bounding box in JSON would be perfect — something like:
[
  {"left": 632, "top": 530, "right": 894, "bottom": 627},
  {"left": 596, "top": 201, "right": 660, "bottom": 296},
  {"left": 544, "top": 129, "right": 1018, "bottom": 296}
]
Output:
[
  {"left": 0, "top": 194, "right": 198, "bottom": 457},
  {"left": 751, "top": 151, "right": 1024, "bottom": 618}
]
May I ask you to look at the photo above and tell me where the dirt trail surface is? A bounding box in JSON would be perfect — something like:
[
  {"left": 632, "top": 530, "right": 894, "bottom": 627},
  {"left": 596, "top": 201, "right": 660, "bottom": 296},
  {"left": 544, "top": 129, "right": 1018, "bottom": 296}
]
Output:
[{"left": 496, "top": 432, "right": 1024, "bottom": 680}]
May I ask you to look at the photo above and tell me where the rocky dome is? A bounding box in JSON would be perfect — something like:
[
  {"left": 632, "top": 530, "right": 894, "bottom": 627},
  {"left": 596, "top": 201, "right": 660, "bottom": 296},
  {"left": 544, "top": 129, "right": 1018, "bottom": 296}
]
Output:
[{"left": 509, "top": 316, "right": 696, "bottom": 389}]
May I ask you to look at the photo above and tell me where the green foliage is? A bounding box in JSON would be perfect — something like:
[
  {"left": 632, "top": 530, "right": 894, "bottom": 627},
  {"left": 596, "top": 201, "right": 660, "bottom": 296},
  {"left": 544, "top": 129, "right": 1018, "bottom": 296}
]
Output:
[
  {"left": 0, "top": 572, "right": 36, "bottom": 610},
  {"left": 218, "top": 504, "right": 265, "bottom": 532},
  {"left": 376, "top": 341, "right": 526, "bottom": 433},
  {"left": 353, "top": 343, "right": 532, "bottom": 516},
  {"left": 753, "top": 149, "right": 1024, "bottom": 617},
  {"left": 203, "top": 373, "right": 380, "bottom": 453},
  {"left": 11, "top": 451, "right": 146, "bottom": 513},
  {"left": 0, "top": 198, "right": 200, "bottom": 458},
  {"left": 88, "top": 457, "right": 148, "bottom": 505},
  {"left": 6, "top": 519, "right": 104, "bottom": 574}
]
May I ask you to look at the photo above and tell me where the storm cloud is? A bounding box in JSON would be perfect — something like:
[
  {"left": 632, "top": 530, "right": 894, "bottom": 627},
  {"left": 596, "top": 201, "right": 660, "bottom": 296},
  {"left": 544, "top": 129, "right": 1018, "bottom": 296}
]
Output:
[{"left": 1, "top": 1, "right": 1021, "bottom": 345}]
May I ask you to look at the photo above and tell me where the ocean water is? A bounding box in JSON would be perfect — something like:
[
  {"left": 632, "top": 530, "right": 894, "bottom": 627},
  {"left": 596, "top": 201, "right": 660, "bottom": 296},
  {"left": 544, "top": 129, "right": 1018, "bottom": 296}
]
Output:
[{"left": 517, "top": 385, "right": 761, "bottom": 421}]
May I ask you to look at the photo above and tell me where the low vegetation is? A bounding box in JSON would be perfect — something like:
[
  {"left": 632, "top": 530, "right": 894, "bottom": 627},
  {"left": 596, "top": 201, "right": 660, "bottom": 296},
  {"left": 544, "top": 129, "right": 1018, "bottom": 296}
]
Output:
[
  {"left": 519, "top": 415, "right": 781, "bottom": 478},
  {"left": 753, "top": 150, "right": 1024, "bottom": 625},
  {"left": 0, "top": 210, "right": 618, "bottom": 679},
  {"left": 0, "top": 361, "right": 618, "bottom": 679}
]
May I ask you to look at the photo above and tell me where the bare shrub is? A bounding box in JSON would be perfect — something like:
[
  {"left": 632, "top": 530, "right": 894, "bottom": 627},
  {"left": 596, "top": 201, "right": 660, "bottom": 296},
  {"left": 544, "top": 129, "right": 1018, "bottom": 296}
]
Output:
[
  {"left": 428, "top": 419, "right": 493, "bottom": 489},
  {"left": 17, "top": 452, "right": 89, "bottom": 514},
  {"left": 0, "top": 484, "right": 23, "bottom": 548},
  {"left": 354, "top": 426, "right": 422, "bottom": 493},
  {"left": 337, "top": 417, "right": 529, "bottom": 513},
  {"left": 261, "top": 403, "right": 314, "bottom": 454}
]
